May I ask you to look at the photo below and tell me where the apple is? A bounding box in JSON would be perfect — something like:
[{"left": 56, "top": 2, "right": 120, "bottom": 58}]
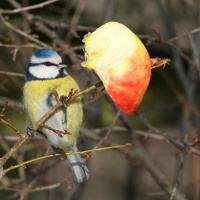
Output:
[{"left": 81, "top": 21, "right": 152, "bottom": 114}]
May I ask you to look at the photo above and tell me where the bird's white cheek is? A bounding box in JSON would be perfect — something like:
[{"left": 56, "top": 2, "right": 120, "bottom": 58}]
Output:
[{"left": 29, "top": 66, "right": 59, "bottom": 79}]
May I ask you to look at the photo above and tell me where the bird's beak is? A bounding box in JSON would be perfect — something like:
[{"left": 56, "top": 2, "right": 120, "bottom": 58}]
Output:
[
  {"left": 58, "top": 63, "right": 68, "bottom": 75},
  {"left": 58, "top": 63, "right": 67, "bottom": 69}
]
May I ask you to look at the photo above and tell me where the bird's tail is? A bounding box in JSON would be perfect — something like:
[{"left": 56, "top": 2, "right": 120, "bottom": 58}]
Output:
[
  {"left": 67, "top": 152, "right": 90, "bottom": 183},
  {"left": 51, "top": 145, "right": 89, "bottom": 183}
]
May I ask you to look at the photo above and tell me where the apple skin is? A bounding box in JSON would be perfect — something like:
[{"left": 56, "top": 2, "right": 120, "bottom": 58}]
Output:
[
  {"left": 107, "top": 53, "right": 151, "bottom": 114},
  {"left": 82, "top": 21, "right": 151, "bottom": 114}
]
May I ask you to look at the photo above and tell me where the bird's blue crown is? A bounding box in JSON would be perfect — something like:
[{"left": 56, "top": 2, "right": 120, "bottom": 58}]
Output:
[{"left": 33, "top": 49, "right": 59, "bottom": 58}]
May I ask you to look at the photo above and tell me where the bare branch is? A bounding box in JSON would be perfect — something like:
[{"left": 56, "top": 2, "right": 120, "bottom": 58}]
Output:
[
  {"left": 0, "top": 0, "right": 60, "bottom": 14},
  {"left": 0, "top": 14, "right": 48, "bottom": 48},
  {"left": 3, "top": 143, "right": 131, "bottom": 175}
]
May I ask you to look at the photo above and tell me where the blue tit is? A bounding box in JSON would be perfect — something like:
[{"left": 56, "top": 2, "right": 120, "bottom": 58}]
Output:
[{"left": 23, "top": 49, "right": 89, "bottom": 183}]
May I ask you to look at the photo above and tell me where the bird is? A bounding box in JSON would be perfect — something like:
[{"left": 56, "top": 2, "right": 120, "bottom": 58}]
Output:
[{"left": 23, "top": 48, "right": 89, "bottom": 183}]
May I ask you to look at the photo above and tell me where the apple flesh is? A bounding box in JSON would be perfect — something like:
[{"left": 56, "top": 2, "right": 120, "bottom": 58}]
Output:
[{"left": 82, "top": 21, "right": 151, "bottom": 114}]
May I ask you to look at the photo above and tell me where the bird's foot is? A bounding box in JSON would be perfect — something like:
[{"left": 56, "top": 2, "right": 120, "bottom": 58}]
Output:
[
  {"left": 26, "top": 126, "right": 37, "bottom": 137},
  {"left": 60, "top": 89, "right": 78, "bottom": 106}
]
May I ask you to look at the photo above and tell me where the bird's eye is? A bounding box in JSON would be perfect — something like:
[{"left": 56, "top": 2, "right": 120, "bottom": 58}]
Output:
[{"left": 44, "top": 62, "right": 52, "bottom": 66}]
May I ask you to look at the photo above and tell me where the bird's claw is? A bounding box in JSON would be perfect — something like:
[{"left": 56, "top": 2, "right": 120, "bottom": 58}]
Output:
[
  {"left": 26, "top": 126, "right": 37, "bottom": 137},
  {"left": 60, "top": 89, "right": 78, "bottom": 106}
]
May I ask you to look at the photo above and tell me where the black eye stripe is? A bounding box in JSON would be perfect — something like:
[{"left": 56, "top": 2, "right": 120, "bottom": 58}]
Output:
[
  {"left": 29, "top": 63, "right": 41, "bottom": 67},
  {"left": 29, "top": 62, "right": 62, "bottom": 67},
  {"left": 43, "top": 62, "right": 58, "bottom": 67}
]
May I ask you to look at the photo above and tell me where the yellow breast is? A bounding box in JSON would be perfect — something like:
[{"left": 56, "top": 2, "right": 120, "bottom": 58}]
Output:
[{"left": 23, "top": 76, "right": 83, "bottom": 147}]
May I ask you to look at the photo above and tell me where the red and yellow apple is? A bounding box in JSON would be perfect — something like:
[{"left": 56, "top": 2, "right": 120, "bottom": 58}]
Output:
[{"left": 81, "top": 21, "right": 152, "bottom": 114}]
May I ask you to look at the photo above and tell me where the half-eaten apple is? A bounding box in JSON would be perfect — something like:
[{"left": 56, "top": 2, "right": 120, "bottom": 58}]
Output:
[{"left": 82, "top": 21, "right": 167, "bottom": 114}]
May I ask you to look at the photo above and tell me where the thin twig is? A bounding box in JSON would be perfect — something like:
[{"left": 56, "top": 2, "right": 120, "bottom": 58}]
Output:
[
  {"left": 169, "top": 27, "right": 200, "bottom": 42},
  {"left": 0, "top": 119, "right": 24, "bottom": 137},
  {"left": 0, "top": 0, "right": 60, "bottom": 14},
  {"left": 0, "top": 134, "right": 28, "bottom": 170},
  {"left": 0, "top": 14, "right": 48, "bottom": 48},
  {"left": 28, "top": 177, "right": 69, "bottom": 192},
  {"left": 32, "top": 16, "right": 95, "bottom": 31},
  {"left": 0, "top": 71, "right": 24, "bottom": 77},
  {"left": 169, "top": 152, "right": 185, "bottom": 200},
  {"left": 0, "top": 97, "right": 22, "bottom": 111},
  {"left": 40, "top": 124, "right": 71, "bottom": 138},
  {"left": 167, "top": 41, "right": 200, "bottom": 71},
  {"left": 0, "top": 101, "right": 8, "bottom": 117},
  {"left": 135, "top": 111, "right": 185, "bottom": 150},
  {"left": 3, "top": 143, "right": 131, "bottom": 174},
  {"left": 93, "top": 110, "right": 121, "bottom": 148},
  {"left": 0, "top": 136, "right": 21, "bottom": 141}
]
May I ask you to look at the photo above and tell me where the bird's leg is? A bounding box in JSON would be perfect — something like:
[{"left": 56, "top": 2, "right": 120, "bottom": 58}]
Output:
[{"left": 53, "top": 91, "right": 60, "bottom": 102}]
